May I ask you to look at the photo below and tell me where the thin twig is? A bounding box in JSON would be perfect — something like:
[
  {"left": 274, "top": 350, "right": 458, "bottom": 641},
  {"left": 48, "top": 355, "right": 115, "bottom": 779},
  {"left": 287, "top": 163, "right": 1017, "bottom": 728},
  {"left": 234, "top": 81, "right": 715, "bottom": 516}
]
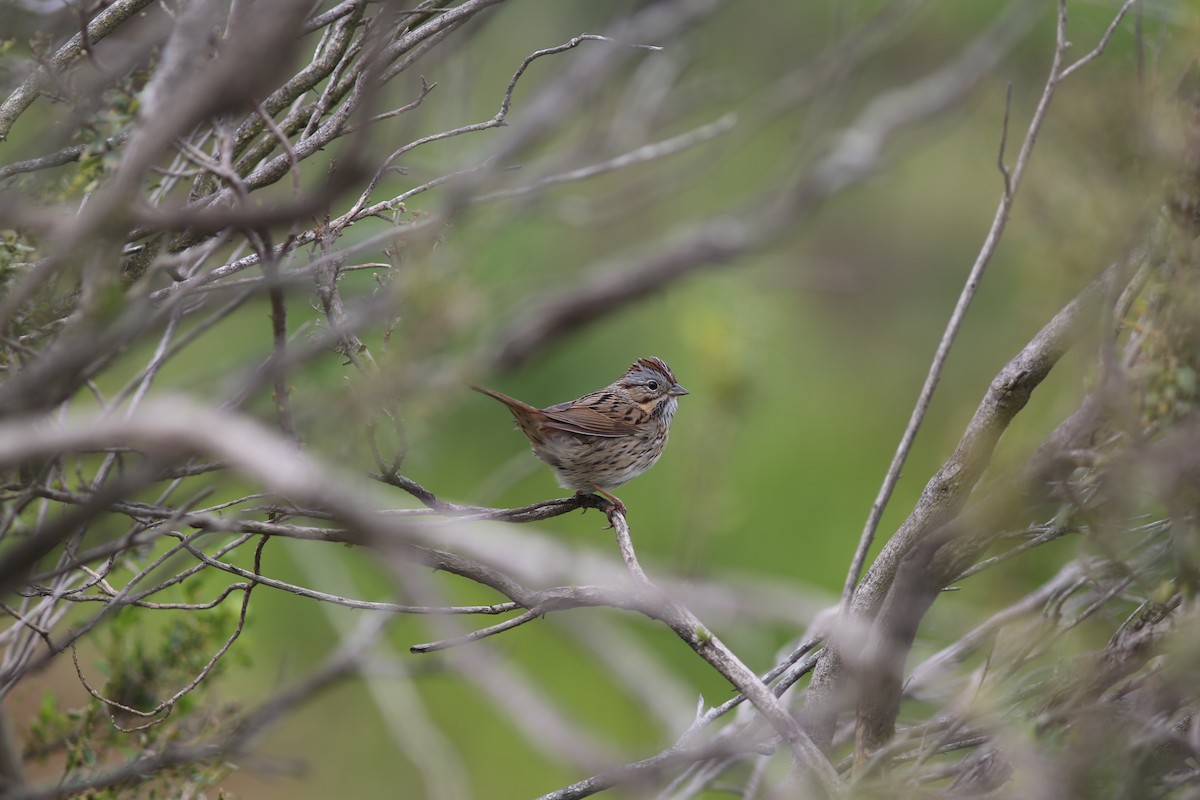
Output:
[
  {"left": 837, "top": 0, "right": 1131, "bottom": 610},
  {"left": 606, "top": 510, "right": 840, "bottom": 792},
  {"left": 410, "top": 608, "right": 542, "bottom": 652},
  {"left": 997, "top": 81, "right": 1013, "bottom": 197}
]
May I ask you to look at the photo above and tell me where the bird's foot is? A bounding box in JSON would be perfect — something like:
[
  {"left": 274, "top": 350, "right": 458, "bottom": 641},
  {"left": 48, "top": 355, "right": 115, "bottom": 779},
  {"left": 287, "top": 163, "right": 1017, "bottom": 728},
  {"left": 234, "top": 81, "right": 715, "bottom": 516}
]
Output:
[{"left": 588, "top": 485, "right": 626, "bottom": 527}]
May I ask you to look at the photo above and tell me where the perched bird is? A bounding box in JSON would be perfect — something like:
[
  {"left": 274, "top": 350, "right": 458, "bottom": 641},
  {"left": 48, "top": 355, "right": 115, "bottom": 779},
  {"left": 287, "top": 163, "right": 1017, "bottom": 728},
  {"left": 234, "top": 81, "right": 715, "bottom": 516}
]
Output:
[{"left": 472, "top": 357, "right": 688, "bottom": 516}]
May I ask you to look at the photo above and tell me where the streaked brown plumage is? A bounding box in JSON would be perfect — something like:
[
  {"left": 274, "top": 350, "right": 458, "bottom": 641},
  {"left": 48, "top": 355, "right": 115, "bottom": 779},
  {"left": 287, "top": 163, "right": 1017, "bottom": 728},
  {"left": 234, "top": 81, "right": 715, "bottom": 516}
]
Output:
[{"left": 472, "top": 357, "right": 688, "bottom": 515}]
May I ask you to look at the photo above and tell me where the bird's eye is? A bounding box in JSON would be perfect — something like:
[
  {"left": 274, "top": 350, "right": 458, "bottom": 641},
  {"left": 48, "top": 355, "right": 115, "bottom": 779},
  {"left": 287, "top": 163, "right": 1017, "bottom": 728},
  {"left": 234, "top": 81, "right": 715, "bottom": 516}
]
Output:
[{"left": 647, "top": 380, "right": 659, "bottom": 391}]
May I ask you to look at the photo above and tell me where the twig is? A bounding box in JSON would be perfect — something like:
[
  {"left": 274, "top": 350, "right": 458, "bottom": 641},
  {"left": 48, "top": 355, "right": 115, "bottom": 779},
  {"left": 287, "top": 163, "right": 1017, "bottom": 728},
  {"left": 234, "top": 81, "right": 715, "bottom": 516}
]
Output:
[
  {"left": 5, "top": 614, "right": 392, "bottom": 800},
  {"left": 838, "top": 0, "right": 1075, "bottom": 611},
  {"left": 606, "top": 510, "right": 840, "bottom": 793},
  {"left": 410, "top": 608, "right": 542, "bottom": 652},
  {"left": 0, "top": 0, "right": 156, "bottom": 140},
  {"left": 951, "top": 521, "right": 1072, "bottom": 581},
  {"left": 0, "top": 135, "right": 130, "bottom": 181},
  {"left": 377, "top": 471, "right": 615, "bottom": 520},
  {"left": 1057, "top": 0, "right": 1139, "bottom": 81},
  {"left": 483, "top": 0, "right": 1037, "bottom": 374},
  {"left": 180, "top": 538, "right": 518, "bottom": 615},
  {"left": 534, "top": 736, "right": 775, "bottom": 800},
  {"left": 610, "top": 511, "right": 650, "bottom": 584},
  {"left": 475, "top": 113, "right": 738, "bottom": 203},
  {"left": 997, "top": 81, "right": 1013, "bottom": 197},
  {"left": 255, "top": 233, "right": 298, "bottom": 442}
]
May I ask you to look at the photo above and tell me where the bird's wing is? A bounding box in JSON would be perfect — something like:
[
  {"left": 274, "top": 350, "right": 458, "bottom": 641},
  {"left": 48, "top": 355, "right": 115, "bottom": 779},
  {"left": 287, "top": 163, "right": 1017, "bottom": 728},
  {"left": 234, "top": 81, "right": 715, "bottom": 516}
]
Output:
[{"left": 540, "top": 396, "right": 642, "bottom": 437}]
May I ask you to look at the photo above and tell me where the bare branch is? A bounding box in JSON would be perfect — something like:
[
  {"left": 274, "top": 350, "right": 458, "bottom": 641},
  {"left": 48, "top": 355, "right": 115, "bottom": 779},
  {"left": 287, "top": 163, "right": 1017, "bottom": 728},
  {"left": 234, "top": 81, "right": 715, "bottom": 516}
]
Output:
[{"left": 0, "top": 0, "right": 156, "bottom": 141}]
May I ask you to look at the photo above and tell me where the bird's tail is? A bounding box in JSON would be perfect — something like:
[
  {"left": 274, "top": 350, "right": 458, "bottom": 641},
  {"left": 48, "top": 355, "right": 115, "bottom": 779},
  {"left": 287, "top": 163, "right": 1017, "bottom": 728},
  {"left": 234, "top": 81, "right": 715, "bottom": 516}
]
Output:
[{"left": 470, "top": 385, "right": 539, "bottom": 414}]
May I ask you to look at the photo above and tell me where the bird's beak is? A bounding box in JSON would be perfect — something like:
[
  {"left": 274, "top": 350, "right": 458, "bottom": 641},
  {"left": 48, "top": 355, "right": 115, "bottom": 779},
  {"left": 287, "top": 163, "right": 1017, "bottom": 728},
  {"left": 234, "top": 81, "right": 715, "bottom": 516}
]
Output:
[{"left": 668, "top": 384, "right": 689, "bottom": 397}]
